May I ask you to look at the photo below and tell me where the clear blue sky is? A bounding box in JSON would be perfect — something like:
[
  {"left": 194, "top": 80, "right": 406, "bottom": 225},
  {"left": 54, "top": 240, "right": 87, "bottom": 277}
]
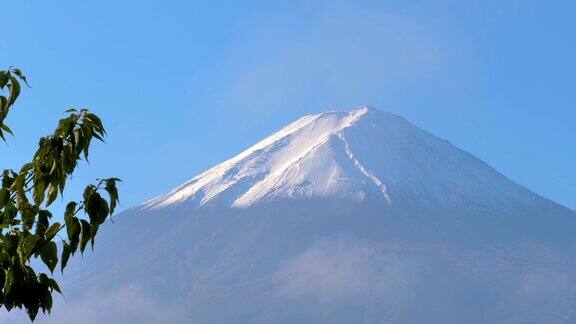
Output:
[{"left": 1, "top": 0, "right": 574, "bottom": 215}]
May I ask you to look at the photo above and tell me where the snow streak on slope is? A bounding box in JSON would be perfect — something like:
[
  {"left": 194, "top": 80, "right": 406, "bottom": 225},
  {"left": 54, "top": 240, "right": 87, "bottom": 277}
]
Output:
[{"left": 142, "top": 106, "right": 545, "bottom": 213}]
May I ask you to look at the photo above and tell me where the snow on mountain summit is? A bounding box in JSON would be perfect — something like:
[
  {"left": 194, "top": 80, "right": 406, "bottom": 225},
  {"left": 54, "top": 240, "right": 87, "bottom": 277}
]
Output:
[{"left": 142, "top": 106, "right": 547, "bottom": 212}]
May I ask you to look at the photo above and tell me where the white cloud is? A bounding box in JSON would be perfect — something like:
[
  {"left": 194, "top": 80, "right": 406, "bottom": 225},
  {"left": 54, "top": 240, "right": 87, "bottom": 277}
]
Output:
[
  {"left": 1, "top": 285, "right": 188, "bottom": 324},
  {"left": 274, "top": 237, "right": 420, "bottom": 301},
  {"left": 274, "top": 237, "right": 576, "bottom": 322}
]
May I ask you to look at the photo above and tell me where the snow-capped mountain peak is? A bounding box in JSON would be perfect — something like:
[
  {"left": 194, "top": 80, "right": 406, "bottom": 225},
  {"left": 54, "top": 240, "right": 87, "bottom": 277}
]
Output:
[{"left": 142, "top": 106, "right": 546, "bottom": 212}]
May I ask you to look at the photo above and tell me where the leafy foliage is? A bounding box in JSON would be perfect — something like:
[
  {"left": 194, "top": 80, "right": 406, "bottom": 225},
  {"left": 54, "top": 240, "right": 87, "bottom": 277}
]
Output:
[{"left": 0, "top": 67, "right": 120, "bottom": 320}]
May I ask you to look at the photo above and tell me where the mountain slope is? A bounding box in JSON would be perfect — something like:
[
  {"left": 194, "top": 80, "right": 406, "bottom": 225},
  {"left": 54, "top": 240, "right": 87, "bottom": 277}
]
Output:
[{"left": 16, "top": 106, "right": 576, "bottom": 324}]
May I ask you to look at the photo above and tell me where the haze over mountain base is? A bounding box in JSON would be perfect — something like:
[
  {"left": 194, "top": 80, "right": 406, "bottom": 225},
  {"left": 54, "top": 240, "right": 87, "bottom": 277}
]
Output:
[{"left": 7, "top": 107, "right": 576, "bottom": 323}]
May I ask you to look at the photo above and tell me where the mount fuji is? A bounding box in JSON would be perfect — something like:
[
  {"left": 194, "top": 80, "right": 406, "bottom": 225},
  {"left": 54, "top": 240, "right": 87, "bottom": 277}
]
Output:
[
  {"left": 142, "top": 106, "right": 557, "bottom": 214},
  {"left": 19, "top": 107, "right": 576, "bottom": 323}
]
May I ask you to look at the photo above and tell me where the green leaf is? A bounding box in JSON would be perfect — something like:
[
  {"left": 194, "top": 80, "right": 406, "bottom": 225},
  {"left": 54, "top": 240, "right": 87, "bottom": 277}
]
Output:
[
  {"left": 0, "top": 187, "right": 9, "bottom": 208},
  {"left": 8, "top": 76, "right": 20, "bottom": 105},
  {"left": 3, "top": 234, "right": 19, "bottom": 255},
  {"left": 21, "top": 234, "right": 42, "bottom": 258},
  {"left": 46, "top": 184, "right": 58, "bottom": 206},
  {"left": 11, "top": 68, "right": 30, "bottom": 87},
  {"left": 10, "top": 173, "right": 25, "bottom": 192},
  {"left": 64, "top": 202, "right": 81, "bottom": 253},
  {"left": 26, "top": 301, "right": 39, "bottom": 321},
  {"left": 45, "top": 222, "right": 61, "bottom": 240},
  {"left": 0, "top": 95, "right": 7, "bottom": 110},
  {"left": 64, "top": 201, "right": 77, "bottom": 222},
  {"left": 104, "top": 178, "right": 121, "bottom": 215},
  {"left": 3, "top": 201, "right": 18, "bottom": 226},
  {"left": 83, "top": 185, "right": 96, "bottom": 202},
  {"left": 40, "top": 286, "right": 53, "bottom": 312},
  {"left": 47, "top": 278, "right": 61, "bottom": 294},
  {"left": 86, "top": 192, "right": 109, "bottom": 225},
  {"left": 35, "top": 210, "right": 51, "bottom": 236},
  {"left": 21, "top": 205, "right": 38, "bottom": 230},
  {"left": 2, "top": 169, "right": 15, "bottom": 188},
  {"left": 40, "top": 241, "right": 58, "bottom": 273},
  {"left": 90, "top": 223, "right": 99, "bottom": 250},
  {"left": 79, "top": 219, "right": 91, "bottom": 253},
  {"left": 3, "top": 268, "right": 14, "bottom": 296},
  {"left": 0, "top": 71, "right": 9, "bottom": 88},
  {"left": 60, "top": 242, "right": 71, "bottom": 273},
  {"left": 33, "top": 177, "right": 47, "bottom": 206},
  {"left": 1, "top": 123, "right": 13, "bottom": 136}
]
